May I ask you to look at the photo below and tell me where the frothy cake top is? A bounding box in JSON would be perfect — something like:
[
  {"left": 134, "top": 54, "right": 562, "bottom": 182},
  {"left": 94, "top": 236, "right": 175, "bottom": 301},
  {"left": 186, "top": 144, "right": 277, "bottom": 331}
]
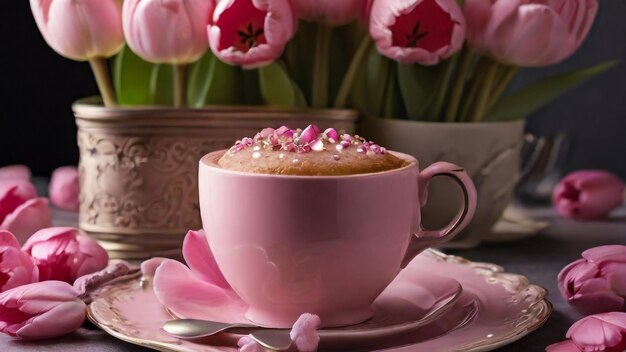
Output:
[{"left": 218, "top": 125, "right": 406, "bottom": 176}]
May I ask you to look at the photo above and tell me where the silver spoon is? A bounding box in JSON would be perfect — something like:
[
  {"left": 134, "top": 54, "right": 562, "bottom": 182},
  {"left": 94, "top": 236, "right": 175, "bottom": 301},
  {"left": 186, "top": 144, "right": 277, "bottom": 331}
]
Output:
[{"left": 162, "top": 319, "right": 265, "bottom": 339}]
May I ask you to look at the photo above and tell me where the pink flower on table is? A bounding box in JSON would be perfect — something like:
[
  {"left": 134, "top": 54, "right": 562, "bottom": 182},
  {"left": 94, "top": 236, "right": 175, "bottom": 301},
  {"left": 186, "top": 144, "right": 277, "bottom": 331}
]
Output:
[
  {"left": 464, "top": 0, "right": 598, "bottom": 67},
  {"left": 22, "top": 227, "right": 108, "bottom": 284},
  {"left": 546, "top": 312, "right": 626, "bottom": 352},
  {"left": 552, "top": 170, "right": 625, "bottom": 221},
  {"left": 0, "top": 180, "right": 51, "bottom": 244},
  {"left": 208, "top": 0, "right": 296, "bottom": 68},
  {"left": 558, "top": 245, "right": 626, "bottom": 315},
  {"left": 0, "top": 281, "right": 86, "bottom": 340},
  {"left": 369, "top": 0, "right": 466, "bottom": 65},
  {"left": 123, "top": 0, "right": 213, "bottom": 64},
  {"left": 0, "top": 165, "right": 31, "bottom": 181},
  {"left": 49, "top": 166, "right": 80, "bottom": 212},
  {"left": 30, "top": 0, "right": 124, "bottom": 61},
  {"left": 0, "top": 231, "right": 39, "bottom": 293},
  {"left": 291, "top": 0, "right": 368, "bottom": 26}
]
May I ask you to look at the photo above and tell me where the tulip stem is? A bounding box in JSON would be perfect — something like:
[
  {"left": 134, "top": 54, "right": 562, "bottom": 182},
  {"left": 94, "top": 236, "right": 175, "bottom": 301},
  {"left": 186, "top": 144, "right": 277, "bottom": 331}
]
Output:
[
  {"left": 334, "top": 36, "right": 373, "bottom": 109},
  {"left": 471, "top": 59, "right": 500, "bottom": 122},
  {"left": 89, "top": 58, "right": 117, "bottom": 107},
  {"left": 446, "top": 46, "right": 471, "bottom": 122},
  {"left": 459, "top": 58, "right": 487, "bottom": 122},
  {"left": 487, "top": 65, "right": 519, "bottom": 112},
  {"left": 174, "top": 64, "right": 188, "bottom": 108},
  {"left": 312, "top": 25, "right": 332, "bottom": 108}
]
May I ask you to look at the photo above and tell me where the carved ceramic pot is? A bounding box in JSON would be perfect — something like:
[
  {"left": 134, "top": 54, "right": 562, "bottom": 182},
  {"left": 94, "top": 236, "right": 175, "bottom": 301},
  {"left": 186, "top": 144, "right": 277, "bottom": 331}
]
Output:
[
  {"left": 358, "top": 118, "right": 524, "bottom": 248},
  {"left": 74, "top": 99, "right": 357, "bottom": 259}
]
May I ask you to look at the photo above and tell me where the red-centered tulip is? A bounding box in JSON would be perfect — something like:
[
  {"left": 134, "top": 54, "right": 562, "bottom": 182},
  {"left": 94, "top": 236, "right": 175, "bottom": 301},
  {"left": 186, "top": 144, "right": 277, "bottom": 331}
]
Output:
[
  {"left": 208, "top": 0, "right": 295, "bottom": 68},
  {"left": 123, "top": 0, "right": 213, "bottom": 64},
  {"left": 49, "top": 166, "right": 80, "bottom": 212},
  {"left": 291, "top": 0, "right": 368, "bottom": 26},
  {"left": 0, "top": 166, "right": 31, "bottom": 181},
  {"left": 369, "top": 0, "right": 466, "bottom": 65},
  {"left": 464, "top": 0, "right": 598, "bottom": 67},
  {"left": 0, "top": 281, "right": 86, "bottom": 340},
  {"left": 553, "top": 170, "right": 625, "bottom": 221},
  {"left": 30, "top": 0, "right": 124, "bottom": 61},
  {"left": 0, "top": 231, "right": 39, "bottom": 293},
  {"left": 558, "top": 245, "right": 626, "bottom": 315},
  {"left": 0, "top": 181, "right": 51, "bottom": 244},
  {"left": 546, "top": 312, "right": 626, "bottom": 352},
  {"left": 22, "top": 227, "right": 109, "bottom": 284}
]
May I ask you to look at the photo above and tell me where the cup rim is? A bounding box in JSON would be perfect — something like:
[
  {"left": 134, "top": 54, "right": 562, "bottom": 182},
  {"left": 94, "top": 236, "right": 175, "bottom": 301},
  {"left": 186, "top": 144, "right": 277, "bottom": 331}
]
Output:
[{"left": 200, "top": 150, "right": 418, "bottom": 180}]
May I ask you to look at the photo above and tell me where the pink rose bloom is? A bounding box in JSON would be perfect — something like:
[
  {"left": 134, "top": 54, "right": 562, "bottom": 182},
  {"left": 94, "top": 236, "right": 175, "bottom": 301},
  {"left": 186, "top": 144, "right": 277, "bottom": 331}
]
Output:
[
  {"left": 0, "top": 180, "right": 51, "bottom": 244},
  {"left": 0, "top": 281, "right": 86, "bottom": 340},
  {"left": 546, "top": 312, "right": 626, "bottom": 352},
  {"left": 0, "top": 165, "right": 31, "bottom": 181},
  {"left": 0, "top": 231, "right": 39, "bottom": 293},
  {"left": 291, "top": 0, "right": 368, "bottom": 26},
  {"left": 553, "top": 170, "right": 625, "bottom": 221},
  {"left": 22, "top": 227, "right": 109, "bottom": 284},
  {"left": 558, "top": 245, "right": 626, "bottom": 315},
  {"left": 49, "top": 166, "right": 80, "bottom": 212},
  {"left": 369, "top": 0, "right": 466, "bottom": 65},
  {"left": 30, "top": 0, "right": 124, "bottom": 61},
  {"left": 208, "top": 0, "right": 295, "bottom": 68},
  {"left": 123, "top": 0, "right": 213, "bottom": 64},
  {"left": 464, "top": 0, "right": 598, "bottom": 67}
]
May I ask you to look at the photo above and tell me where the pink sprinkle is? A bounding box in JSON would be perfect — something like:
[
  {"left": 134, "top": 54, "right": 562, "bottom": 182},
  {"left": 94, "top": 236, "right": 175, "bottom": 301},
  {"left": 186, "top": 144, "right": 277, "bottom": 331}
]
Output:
[
  {"left": 283, "top": 142, "right": 297, "bottom": 152},
  {"left": 310, "top": 139, "right": 324, "bottom": 152},
  {"left": 259, "top": 128, "right": 275, "bottom": 138},
  {"left": 298, "top": 145, "right": 312, "bottom": 153},
  {"left": 340, "top": 140, "right": 350, "bottom": 148},
  {"left": 342, "top": 134, "right": 353, "bottom": 143},
  {"left": 324, "top": 128, "right": 338, "bottom": 141},
  {"left": 299, "top": 125, "right": 319, "bottom": 144}
]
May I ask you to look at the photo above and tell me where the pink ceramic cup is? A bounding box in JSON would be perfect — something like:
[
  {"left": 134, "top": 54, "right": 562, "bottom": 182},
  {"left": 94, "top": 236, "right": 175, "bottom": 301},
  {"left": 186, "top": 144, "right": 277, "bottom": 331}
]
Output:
[{"left": 199, "top": 150, "right": 477, "bottom": 328}]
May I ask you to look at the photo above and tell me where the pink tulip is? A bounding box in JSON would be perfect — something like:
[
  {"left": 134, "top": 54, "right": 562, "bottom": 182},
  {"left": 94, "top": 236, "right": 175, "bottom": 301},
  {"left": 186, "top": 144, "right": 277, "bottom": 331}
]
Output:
[
  {"left": 49, "top": 166, "right": 80, "bottom": 212},
  {"left": 0, "top": 231, "right": 39, "bottom": 293},
  {"left": 291, "top": 0, "right": 368, "bottom": 26},
  {"left": 553, "top": 170, "right": 625, "bottom": 221},
  {"left": 123, "top": 0, "right": 213, "bottom": 64},
  {"left": 558, "top": 245, "right": 626, "bottom": 315},
  {"left": 208, "top": 0, "right": 295, "bottom": 68},
  {"left": 0, "top": 165, "right": 31, "bottom": 181},
  {"left": 546, "top": 312, "right": 626, "bottom": 352},
  {"left": 22, "top": 227, "right": 109, "bottom": 284},
  {"left": 30, "top": 0, "right": 124, "bottom": 61},
  {"left": 0, "top": 281, "right": 86, "bottom": 340},
  {"left": 0, "top": 180, "right": 51, "bottom": 244},
  {"left": 464, "top": 0, "right": 598, "bottom": 67},
  {"left": 369, "top": 0, "right": 466, "bottom": 65}
]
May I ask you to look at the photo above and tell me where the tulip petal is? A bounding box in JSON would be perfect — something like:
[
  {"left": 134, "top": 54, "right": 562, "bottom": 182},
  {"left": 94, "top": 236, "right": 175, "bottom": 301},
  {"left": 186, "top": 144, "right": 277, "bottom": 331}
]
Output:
[
  {"left": 0, "top": 231, "right": 20, "bottom": 249},
  {"left": 602, "top": 263, "right": 626, "bottom": 297},
  {"left": 49, "top": 166, "right": 80, "bottom": 211},
  {"left": 0, "top": 198, "right": 51, "bottom": 245},
  {"left": 289, "top": 313, "right": 321, "bottom": 352},
  {"left": 545, "top": 340, "right": 582, "bottom": 352},
  {"left": 583, "top": 245, "right": 626, "bottom": 264},
  {"left": 568, "top": 313, "right": 626, "bottom": 350},
  {"left": 140, "top": 257, "right": 166, "bottom": 278},
  {"left": 0, "top": 166, "right": 31, "bottom": 181},
  {"left": 182, "top": 230, "right": 230, "bottom": 289},
  {"left": 15, "top": 300, "right": 86, "bottom": 340},
  {"left": 0, "top": 181, "right": 38, "bottom": 222},
  {"left": 0, "top": 246, "right": 39, "bottom": 293},
  {"left": 153, "top": 259, "right": 246, "bottom": 322}
]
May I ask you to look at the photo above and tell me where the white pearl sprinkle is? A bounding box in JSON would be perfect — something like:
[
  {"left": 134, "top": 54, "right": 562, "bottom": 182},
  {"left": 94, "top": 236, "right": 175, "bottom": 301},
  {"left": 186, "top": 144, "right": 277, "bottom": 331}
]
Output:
[{"left": 252, "top": 152, "right": 261, "bottom": 159}]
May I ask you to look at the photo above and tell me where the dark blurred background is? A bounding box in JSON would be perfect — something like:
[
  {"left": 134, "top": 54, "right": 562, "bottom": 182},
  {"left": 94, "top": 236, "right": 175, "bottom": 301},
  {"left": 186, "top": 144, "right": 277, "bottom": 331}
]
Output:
[{"left": 1, "top": 1, "right": 625, "bottom": 178}]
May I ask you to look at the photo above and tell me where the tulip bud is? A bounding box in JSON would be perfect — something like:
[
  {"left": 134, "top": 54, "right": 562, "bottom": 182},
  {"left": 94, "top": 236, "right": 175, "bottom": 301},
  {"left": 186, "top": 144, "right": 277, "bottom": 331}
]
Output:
[
  {"left": 0, "top": 165, "right": 31, "bottom": 181},
  {"left": 30, "top": 0, "right": 124, "bottom": 61},
  {"left": 0, "top": 181, "right": 51, "bottom": 244},
  {"left": 0, "top": 231, "right": 39, "bottom": 293},
  {"left": 553, "top": 170, "right": 625, "bottom": 221},
  {"left": 558, "top": 245, "right": 626, "bottom": 315},
  {"left": 22, "top": 227, "right": 109, "bottom": 284},
  {"left": 49, "top": 166, "right": 80, "bottom": 212},
  {"left": 122, "top": 0, "right": 213, "bottom": 64},
  {"left": 208, "top": 0, "right": 295, "bottom": 68},
  {"left": 291, "top": 0, "right": 368, "bottom": 26},
  {"left": 369, "top": 0, "right": 466, "bottom": 65},
  {"left": 464, "top": 0, "right": 598, "bottom": 67},
  {"left": 547, "top": 312, "right": 626, "bottom": 352},
  {"left": 0, "top": 281, "right": 86, "bottom": 340}
]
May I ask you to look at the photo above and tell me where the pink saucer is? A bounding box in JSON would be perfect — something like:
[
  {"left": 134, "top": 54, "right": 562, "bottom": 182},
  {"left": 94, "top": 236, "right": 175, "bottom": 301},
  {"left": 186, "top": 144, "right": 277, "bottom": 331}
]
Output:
[{"left": 87, "top": 250, "right": 551, "bottom": 351}]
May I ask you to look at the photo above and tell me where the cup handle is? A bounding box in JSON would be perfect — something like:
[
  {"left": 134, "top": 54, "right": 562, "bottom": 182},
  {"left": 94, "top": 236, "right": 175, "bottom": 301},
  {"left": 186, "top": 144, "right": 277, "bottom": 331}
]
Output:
[{"left": 401, "top": 162, "right": 477, "bottom": 268}]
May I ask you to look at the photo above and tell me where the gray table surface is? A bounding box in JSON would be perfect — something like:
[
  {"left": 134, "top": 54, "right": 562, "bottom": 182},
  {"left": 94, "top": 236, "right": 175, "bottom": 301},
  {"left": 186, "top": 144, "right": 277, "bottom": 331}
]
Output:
[{"left": 2, "top": 207, "right": 625, "bottom": 352}]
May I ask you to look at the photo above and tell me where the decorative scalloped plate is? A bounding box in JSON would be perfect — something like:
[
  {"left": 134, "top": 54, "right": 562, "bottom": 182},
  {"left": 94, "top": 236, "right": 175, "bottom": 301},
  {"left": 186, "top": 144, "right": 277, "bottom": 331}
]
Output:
[{"left": 87, "top": 250, "right": 551, "bottom": 352}]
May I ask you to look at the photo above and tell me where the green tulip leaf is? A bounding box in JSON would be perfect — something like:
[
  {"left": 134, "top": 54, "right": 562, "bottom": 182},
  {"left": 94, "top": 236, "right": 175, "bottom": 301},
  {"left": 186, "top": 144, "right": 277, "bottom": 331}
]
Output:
[
  {"left": 259, "top": 62, "right": 307, "bottom": 107},
  {"left": 366, "top": 49, "right": 390, "bottom": 116},
  {"left": 486, "top": 60, "right": 619, "bottom": 121},
  {"left": 113, "top": 45, "right": 154, "bottom": 105},
  {"left": 187, "top": 52, "right": 240, "bottom": 107},
  {"left": 397, "top": 63, "right": 443, "bottom": 120},
  {"left": 150, "top": 64, "right": 174, "bottom": 106}
]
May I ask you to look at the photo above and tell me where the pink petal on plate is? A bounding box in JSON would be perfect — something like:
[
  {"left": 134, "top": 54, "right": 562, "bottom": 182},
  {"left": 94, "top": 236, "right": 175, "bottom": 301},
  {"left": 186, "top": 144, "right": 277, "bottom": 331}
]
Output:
[
  {"left": 545, "top": 340, "right": 581, "bottom": 352},
  {"left": 0, "top": 165, "right": 31, "bottom": 181},
  {"left": 0, "top": 198, "right": 51, "bottom": 244},
  {"left": 182, "top": 230, "right": 230, "bottom": 289},
  {"left": 290, "top": 313, "right": 321, "bottom": 352},
  {"left": 140, "top": 257, "right": 166, "bottom": 278},
  {"left": 153, "top": 259, "right": 246, "bottom": 322},
  {"left": 238, "top": 336, "right": 266, "bottom": 352}
]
